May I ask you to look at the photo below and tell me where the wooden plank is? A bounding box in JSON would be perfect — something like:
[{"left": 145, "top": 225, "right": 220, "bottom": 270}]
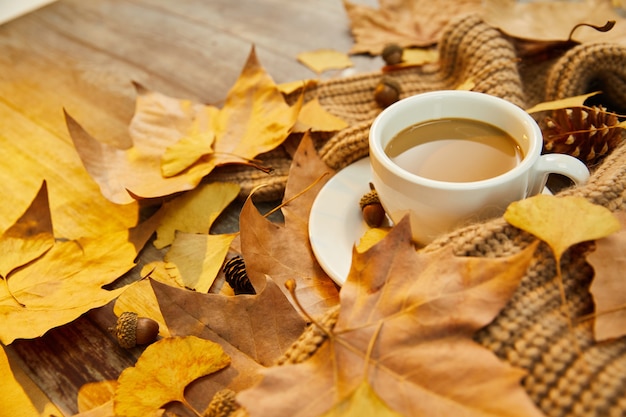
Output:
[{"left": 1, "top": 0, "right": 381, "bottom": 414}]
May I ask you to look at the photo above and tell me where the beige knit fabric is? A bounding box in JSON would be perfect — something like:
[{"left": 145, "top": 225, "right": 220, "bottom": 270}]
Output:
[{"left": 216, "top": 13, "right": 626, "bottom": 417}]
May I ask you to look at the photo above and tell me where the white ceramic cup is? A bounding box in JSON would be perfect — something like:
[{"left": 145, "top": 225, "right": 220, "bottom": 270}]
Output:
[{"left": 369, "top": 90, "right": 590, "bottom": 245}]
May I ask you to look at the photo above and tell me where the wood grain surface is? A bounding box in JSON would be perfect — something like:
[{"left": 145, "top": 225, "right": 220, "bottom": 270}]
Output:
[{"left": 0, "top": 0, "right": 379, "bottom": 414}]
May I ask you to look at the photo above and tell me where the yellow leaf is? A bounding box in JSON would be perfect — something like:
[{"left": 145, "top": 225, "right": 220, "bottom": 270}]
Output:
[
  {"left": 297, "top": 49, "right": 353, "bottom": 74},
  {"left": 277, "top": 79, "right": 318, "bottom": 95},
  {"left": 319, "top": 380, "right": 404, "bottom": 417},
  {"left": 153, "top": 182, "right": 240, "bottom": 249},
  {"left": 0, "top": 345, "right": 41, "bottom": 416},
  {"left": 114, "top": 336, "right": 230, "bottom": 417},
  {"left": 525, "top": 91, "right": 601, "bottom": 114},
  {"left": 385, "top": 47, "right": 439, "bottom": 69},
  {"left": 77, "top": 380, "right": 118, "bottom": 413},
  {"left": 0, "top": 181, "right": 54, "bottom": 279},
  {"left": 162, "top": 46, "right": 302, "bottom": 179},
  {"left": 114, "top": 280, "right": 173, "bottom": 338},
  {"left": 160, "top": 127, "right": 217, "bottom": 178},
  {"left": 504, "top": 195, "right": 621, "bottom": 261},
  {"left": 293, "top": 98, "right": 348, "bottom": 133},
  {"left": 356, "top": 227, "right": 390, "bottom": 253},
  {"left": 165, "top": 232, "right": 237, "bottom": 293},
  {"left": 141, "top": 261, "right": 185, "bottom": 288},
  {"left": 0, "top": 213, "right": 159, "bottom": 344}
]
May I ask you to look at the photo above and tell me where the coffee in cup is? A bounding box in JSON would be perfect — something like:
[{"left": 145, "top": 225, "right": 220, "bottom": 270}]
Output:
[{"left": 369, "top": 90, "right": 590, "bottom": 245}]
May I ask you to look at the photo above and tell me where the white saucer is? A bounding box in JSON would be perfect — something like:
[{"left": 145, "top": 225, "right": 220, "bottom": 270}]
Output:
[
  {"left": 309, "top": 157, "right": 372, "bottom": 286},
  {"left": 308, "top": 157, "right": 553, "bottom": 286}
]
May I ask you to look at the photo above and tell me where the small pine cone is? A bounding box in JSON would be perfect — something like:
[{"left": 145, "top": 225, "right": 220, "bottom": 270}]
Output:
[
  {"left": 204, "top": 389, "right": 239, "bottom": 417},
  {"left": 541, "top": 106, "right": 623, "bottom": 165},
  {"left": 223, "top": 256, "right": 256, "bottom": 295}
]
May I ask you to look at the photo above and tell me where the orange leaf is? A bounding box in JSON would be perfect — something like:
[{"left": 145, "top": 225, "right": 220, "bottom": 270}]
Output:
[
  {"left": 588, "top": 211, "right": 626, "bottom": 341},
  {"left": 293, "top": 98, "right": 349, "bottom": 133},
  {"left": 239, "top": 133, "right": 340, "bottom": 317},
  {"left": 238, "top": 218, "right": 543, "bottom": 417}
]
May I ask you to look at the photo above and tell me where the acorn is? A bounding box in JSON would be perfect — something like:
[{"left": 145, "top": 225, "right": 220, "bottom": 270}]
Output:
[
  {"left": 359, "top": 184, "right": 386, "bottom": 228},
  {"left": 204, "top": 389, "right": 238, "bottom": 417},
  {"left": 374, "top": 76, "right": 401, "bottom": 108},
  {"left": 110, "top": 312, "right": 159, "bottom": 349},
  {"left": 381, "top": 43, "right": 404, "bottom": 65}
]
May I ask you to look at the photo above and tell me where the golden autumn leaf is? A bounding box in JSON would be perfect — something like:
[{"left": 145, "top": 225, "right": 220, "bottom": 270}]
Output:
[
  {"left": 343, "top": 0, "right": 481, "bottom": 54},
  {"left": 587, "top": 211, "right": 626, "bottom": 341},
  {"left": 114, "top": 336, "right": 230, "bottom": 417},
  {"left": 296, "top": 49, "right": 354, "bottom": 74},
  {"left": 504, "top": 195, "right": 621, "bottom": 263},
  {"left": 153, "top": 181, "right": 240, "bottom": 249},
  {"left": 238, "top": 217, "right": 543, "bottom": 417},
  {"left": 355, "top": 227, "right": 390, "bottom": 253},
  {"left": 67, "top": 47, "right": 300, "bottom": 204},
  {"left": 0, "top": 344, "right": 49, "bottom": 417},
  {"left": 525, "top": 91, "right": 601, "bottom": 114},
  {"left": 114, "top": 279, "right": 175, "bottom": 338},
  {"left": 481, "top": 0, "right": 626, "bottom": 45},
  {"left": 77, "top": 380, "right": 118, "bottom": 413},
  {"left": 165, "top": 232, "right": 237, "bottom": 293},
  {"left": 0, "top": 211, "right": 160, "bottom": 344},
  {"left": 239, "top": 133, "right": 340, "bottom": 317},
  {"left": 0, "top": 181, "right": 54, "bottom": 303},
  {"left": 161, "top": 46, "right": 303, "bottom": 177},
  {"left": 318, "top": 380, "right": 404, "bottom": 417},
  {"left": 277, "top": 79, "right": 318, "bottom": 95},
  {"left": 293, "top": 98, "right": 349, "bottom": 133}
]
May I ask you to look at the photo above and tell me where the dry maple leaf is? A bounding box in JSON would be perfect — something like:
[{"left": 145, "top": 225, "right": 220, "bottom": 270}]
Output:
[
  {"left": 293, "top": 98, "right": 349, "bottom": 133},
  {"left": 152, "top": 277, "right": 306, "bottom": 367},
  {"left": 481, "top": 0, "right": 626, "bottom": 45},
  {"left": 343, "top": 0, "right": 481, "bottom": 55},
  {"left": 239, "top": 133, "right": 340, "bottom": 318},
  {"left": 0, "top": 210, "right": 160, "bottom": 344},
  {"left": 114, "top": 336, "right": 231, "bottom": 417},
  {"left": 67, "top": 46, "right": 300, "bottom": 204},
  {"left": 237, "top": 217, "right": 543, "bottom": 417},
  {"left": 587, "top": 211, "right": 626, "bottom": 341}
]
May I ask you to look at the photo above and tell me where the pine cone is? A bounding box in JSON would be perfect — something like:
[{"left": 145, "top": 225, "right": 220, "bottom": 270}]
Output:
[{"left": 541, "top": 106, "right": 623, "bottom": 165}]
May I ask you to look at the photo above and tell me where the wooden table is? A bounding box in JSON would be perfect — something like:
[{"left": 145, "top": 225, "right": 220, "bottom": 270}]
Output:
[{"left": 0, "top": 1, "right": 379, "bottom": 415}]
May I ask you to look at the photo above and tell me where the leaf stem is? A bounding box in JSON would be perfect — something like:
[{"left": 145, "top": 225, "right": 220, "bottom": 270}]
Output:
[
  {"left": 180, "top": 397, "right": 203, "bottom": 417},
  {"left": 284, "top": 279, "right": 334, "bottom": 340},
  {"left": 263, "top": 172, "right": 330, "bottom": 219}
]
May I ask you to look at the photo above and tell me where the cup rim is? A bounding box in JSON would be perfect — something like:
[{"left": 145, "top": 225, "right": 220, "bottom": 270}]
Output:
[{"left": 369, "top": 90, "right": 542, "bottom": 190}]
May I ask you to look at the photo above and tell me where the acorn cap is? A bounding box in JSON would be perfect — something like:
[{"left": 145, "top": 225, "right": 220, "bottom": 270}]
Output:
[
  {"left": 359, "top": 189, "right": 380, "bottom": 209},
  {"left": 114, "top": 311, "right": 138, "bottom": 349}
]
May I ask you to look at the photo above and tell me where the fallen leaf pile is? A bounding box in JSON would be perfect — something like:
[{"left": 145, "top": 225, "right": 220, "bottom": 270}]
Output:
[{"left": 3, "top": 1, "right": 626, "bottom": 416}]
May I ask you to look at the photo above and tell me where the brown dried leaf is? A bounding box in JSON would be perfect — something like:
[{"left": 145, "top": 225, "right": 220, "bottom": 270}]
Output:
[
  {"left": 482, "top": 0, "right": 626, "bottom": 45},
  {"left": 525, "top": 91, "right": 601, "bottom": 114},
  {"left": 153, "top": 277, "right": 305, "bottom": 367},
  {"left": 588, "top": 211, "right": 626, "bottom": 341},
  {"left": 238, "top": 218, "right": 543, "bottom": 417},
  {"left": 239, "top": 133, "right": 340, "bottom": 317},
  {"left": 343, "top": 0, "right": 481, "bottom": 54}
]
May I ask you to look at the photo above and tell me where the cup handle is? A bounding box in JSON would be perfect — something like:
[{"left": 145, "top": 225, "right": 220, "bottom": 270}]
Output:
[{"left": 528, "top": 153, "right": 590, "bottom": 196}]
